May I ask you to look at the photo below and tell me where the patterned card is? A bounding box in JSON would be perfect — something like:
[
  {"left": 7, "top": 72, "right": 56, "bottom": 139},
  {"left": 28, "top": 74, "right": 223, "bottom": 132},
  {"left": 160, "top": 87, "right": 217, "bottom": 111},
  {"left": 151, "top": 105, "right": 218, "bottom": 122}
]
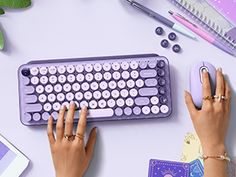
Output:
[
  {"left": 190, "top": 159, "right": 204, "bottom": 177},
  {"left": 148, "top": 159, "right": 190, "bottom": 177},
  {"left": 180, "top": 132, "right": 203, "bottom": 164}
]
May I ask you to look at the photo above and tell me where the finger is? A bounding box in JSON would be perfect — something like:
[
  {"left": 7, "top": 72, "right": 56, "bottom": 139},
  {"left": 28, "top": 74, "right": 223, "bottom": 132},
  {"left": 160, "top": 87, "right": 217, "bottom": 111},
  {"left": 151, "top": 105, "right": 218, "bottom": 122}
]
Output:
[
  {"left": 215, "top": 68, "right": 225, "bottom": 98},
  {"left": 224, "top": 80, "right": 231, "bottom": 111},
  {"left": 184, "top": 91, "right": 198, "bottom": 117},
  {"left": 85, "top": 127, "right": 97, "bottom": 161},
  {"left": 202, "top": 70, "right": 212, "bottom": 107},
  {"left": 47, "top": 116, "right": 55, "bottom": 145},
  {"left": 56, "top": 105, "right": 66, "bottom": 140},
  {"left": 64, "top": 101, "right": 76, "bottom": 136},
  {"left": 76, "top": 107, "right": 88, "bottom": 138}
]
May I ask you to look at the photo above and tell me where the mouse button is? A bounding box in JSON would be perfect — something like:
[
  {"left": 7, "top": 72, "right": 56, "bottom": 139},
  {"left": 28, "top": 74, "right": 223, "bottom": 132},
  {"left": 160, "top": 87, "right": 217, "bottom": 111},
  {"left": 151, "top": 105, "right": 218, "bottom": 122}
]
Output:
[{"left": 200, "top": 66, "right": 209, "bottom": 83}]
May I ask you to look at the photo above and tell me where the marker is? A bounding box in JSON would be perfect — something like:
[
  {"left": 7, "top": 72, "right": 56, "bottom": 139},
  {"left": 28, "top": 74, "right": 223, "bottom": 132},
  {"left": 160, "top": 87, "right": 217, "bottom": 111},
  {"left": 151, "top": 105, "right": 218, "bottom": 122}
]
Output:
[{"left": 124, "top": 0, "right": 196, "bottom": 39}]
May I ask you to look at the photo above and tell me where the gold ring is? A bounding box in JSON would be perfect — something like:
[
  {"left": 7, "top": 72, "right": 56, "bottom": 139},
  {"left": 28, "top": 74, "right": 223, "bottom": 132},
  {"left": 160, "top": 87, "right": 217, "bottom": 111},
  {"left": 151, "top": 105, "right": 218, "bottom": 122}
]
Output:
[
  {"left": 75, "top": 133, "right": 84, "bottom": 141},
  {"left": 213, "top": 95, "right": 227, "bottom": 102},
  {"left": 64, "top": 134, "right": 75, "bottom": 141},
  {"left": 203, "top": 96, "right": 212, "bottom": 101}
]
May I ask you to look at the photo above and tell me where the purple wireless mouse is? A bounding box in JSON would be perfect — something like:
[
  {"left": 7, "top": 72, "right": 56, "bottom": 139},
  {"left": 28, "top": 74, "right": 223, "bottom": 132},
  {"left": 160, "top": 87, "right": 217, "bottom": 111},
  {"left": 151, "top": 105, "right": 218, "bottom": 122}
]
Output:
[{"left": 190, "top": 61, "right": 216, "bottom": 108}]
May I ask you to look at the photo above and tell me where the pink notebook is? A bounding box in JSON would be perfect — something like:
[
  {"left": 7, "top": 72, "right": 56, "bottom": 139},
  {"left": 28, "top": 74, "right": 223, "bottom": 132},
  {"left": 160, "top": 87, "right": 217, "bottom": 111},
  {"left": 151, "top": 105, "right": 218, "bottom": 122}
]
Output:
[{"left": 208, "top": 0, "right": 236, "bottom": 25}]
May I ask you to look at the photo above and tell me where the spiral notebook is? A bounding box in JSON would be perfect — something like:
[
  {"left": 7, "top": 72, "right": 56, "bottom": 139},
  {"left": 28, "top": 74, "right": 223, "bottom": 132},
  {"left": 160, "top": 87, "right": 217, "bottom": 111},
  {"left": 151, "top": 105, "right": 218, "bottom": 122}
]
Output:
[{"left": 168, "top": 0, "right": 236, "bottom": 55}]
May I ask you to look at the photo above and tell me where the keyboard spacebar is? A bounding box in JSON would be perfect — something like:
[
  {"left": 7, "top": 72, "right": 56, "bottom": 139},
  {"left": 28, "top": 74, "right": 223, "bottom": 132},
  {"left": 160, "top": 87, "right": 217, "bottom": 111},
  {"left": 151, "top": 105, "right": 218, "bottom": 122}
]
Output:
[{"left": 75, "top": 108, "right": 114, "bottom": 119}]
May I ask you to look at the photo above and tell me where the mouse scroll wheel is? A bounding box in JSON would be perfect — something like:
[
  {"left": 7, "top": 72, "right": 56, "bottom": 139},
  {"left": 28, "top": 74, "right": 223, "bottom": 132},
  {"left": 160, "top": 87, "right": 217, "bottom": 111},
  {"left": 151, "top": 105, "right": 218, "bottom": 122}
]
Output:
[{"left": 200, "top": 67, "right": 209, "bottom": 83}]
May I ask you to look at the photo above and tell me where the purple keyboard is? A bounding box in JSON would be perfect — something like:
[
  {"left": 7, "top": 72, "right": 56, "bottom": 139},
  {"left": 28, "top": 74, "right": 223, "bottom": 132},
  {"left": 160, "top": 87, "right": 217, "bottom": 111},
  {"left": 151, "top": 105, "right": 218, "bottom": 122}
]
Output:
[{"left": 18, "top": 54, "right": 172, "bottom": 126}]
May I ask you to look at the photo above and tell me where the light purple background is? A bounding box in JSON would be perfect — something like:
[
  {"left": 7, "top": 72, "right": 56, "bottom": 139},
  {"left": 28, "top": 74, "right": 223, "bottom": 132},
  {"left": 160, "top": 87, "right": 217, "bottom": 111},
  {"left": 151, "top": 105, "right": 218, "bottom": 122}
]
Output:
[{"left": 0, "top": 0, "right": 236, "bottom": 177}]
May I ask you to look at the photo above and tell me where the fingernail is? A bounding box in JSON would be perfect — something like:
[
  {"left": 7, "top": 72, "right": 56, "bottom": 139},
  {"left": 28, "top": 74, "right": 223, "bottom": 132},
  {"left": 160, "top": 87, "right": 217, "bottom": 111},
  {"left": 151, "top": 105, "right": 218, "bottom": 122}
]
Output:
[
  {"left": 202, "top": 69, "right": 208, "bottom": 73},
  {"left": 94, "top": 127, "right": 98, "bottom": 133},
  {"left": 60, "top": 105, "right": 65, "bottom": 110},
  {"left": 218, "top": 67, "right": 222, "bottom": 72}
]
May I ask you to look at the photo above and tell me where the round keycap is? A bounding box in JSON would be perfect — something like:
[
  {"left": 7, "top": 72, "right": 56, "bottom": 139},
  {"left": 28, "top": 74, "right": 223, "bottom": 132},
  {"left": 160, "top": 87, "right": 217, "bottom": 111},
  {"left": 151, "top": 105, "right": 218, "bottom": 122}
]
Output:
[
  {"left": 94, "top": 63, "right": 102, "bottom": 72},
  {"left": 66, "top": 65, "right": 75, "bottom": 73},
  {"left": 160, "top": 96, "right": 168, "bottom": 104},
  {"left": 157, "top": 60, "right": 165, "bottom": 68},
  {"left": 76, "top": 74, "right": 84, "bottom": 82},
  {"left": 161, "top": 39, "right": 169, "bottom": 48},
  {"left": 94, "top": 73, "right": 102, "bottom": 81},
  {"left": 133, "top": 107, "right": 141, "bottom": 115},
  {"left": 85, "top": 64, "right": 93, "bottom": 72},
  {"left": 118, "top": 80, "right": 126, "bottom": 89},
  {"left": 142, "top": 106, "right": 151, "bottom": 115},
  {"left": 57, "top": 93, "right": 65, "bottom": 102},
  {"left": 104, "top": 72, "right": 112, "bottom": 81},
  {"left": 51, "top": 112, "right": 59, "bottom": 120},
  {"left": 155, "top": 27, "right": 164, "bottom": 35},
  {"left": 160, "top": 105, "right": 169, "bottom": 114},
  {"left": 39, "top": 94, "right": 47, "bottom": 103},
  {"left": 102, "top": 90, "right": 110, "bottom": 99},
  {"left": 81, "top": 82, "right": 89, "bottom": 91},
  {"left": 121, "top": 61, "right": 129, "bottom": 70},
  {"left": 112, "top": 62, "right": 120, "bottom": 70},
  {"left": 48, "top": 94, "right": 56, "bottom": 102},
  {"left": 125, "top": 98, "right": 134, "bottom": 107},
  {"left": 136, "top": 79, "right": 144, "bottom": 88},
  {"left": 151, "top": 96, "right": 159, "bottom": 105},
  {"left": 130, "top": 61, "right": 139, "bottom": 69},
  {"left": 33, "top": 113, "right": 41, "bottom": 121},
  {"left": 157, "top": 69, "right": 165, "bottom": 77},
  {"left": 42, "top": 112, "right": 50, "bottom": 121},
  {"left": 158, "top": 78, "right": 166, "bottom": 86},
  {"left": 31, "top": 77, "right": 39, "bottom": 85},
  {"left": 129, "top": 89, "right": 138, "bottom": 97},
  {"left": 111, "top": 90, "right": 119, "bottom": 98},
  {"left": 124, "top": 107, "right": 132, "bottom": 116},
  {"left": 93, "top": 91, "right": 101, "bottom": 100},
  {"left": 159, "top": 87, "right": 166, "bottom": 95},
  {"left": 172, "top": 44, "right": 181, "bottom": 53},
  {"left": 139, "top": 61, "right": 148, "bottom": 69},
  {"left": 54, "top": 84, "right": 62, "bottom": 93},
  {"left": 168, "top": 32, "right": 177, "bottom": 41},
  {"left": 90, "top": 82, "right": 98, "bottom": 91},
  {"left": 63, "top": 83, "right": 72, "bottom": 92},
  {"left": 62, "top": 102, "right": 70, "bottom": 109},
  {"left": 45, "top": 84, "right": 53, "bottom": 93},
  {"left": 75, "top": 92, "right": 83, "bottom": 100},
  {"left": 39, "top": 67, "right": 48, "bottom": 75},
  {"left": 84, "top": 91, "right": 92, "bottom": 100},
  {"left": 40, "top": 76, "right": 48, "bottom": 84},
  {"left": 67, "top": 74, "right": 76, "bottom": 83},
  {"left": 36, "top": 85, "right": 44, "bottom": 94},
  {"left": 108, "top": 99, "right": 116, "bottom": 108},
  {"left": 21, "top": 68, "right": 30, "bottom": 77},
  {"left": 30, "top": 67, "right": 39, "bottom": 76},
  {"left": 113, "top": 72, "right": 121, "bottom": 80},
  {"left": 76, "top": 65, "right": 84, "bottom": 73},
  {"left": 151, "top": 106, "right": 160, "bottom": 114},
  {"left": 117, "top": 98, "right": 125, "bottom": 107},
  {"left": 148, "top": 60, "right": 157, "bottom": 68},
  {"left": 58, "top": 75, "right": 66, "bottom": 83},
  {"left": 99, "top": 81, "right": 108, "bottom": 90},
  {"left": 131, "top": 70, "right": 139, "bottom": 79},
  {"left": 53, "top": 102, "right": 61, "bottom": 111},
  {"left": 122, "top": 71, "right": 130, "bottom": 80},
  {"left": 72, "top": 83, "right": 80, "bottom": 91},
  {"left": 89, "top": 100, "right": 98, "bottom": 109},
  {"left": 49, "top": 66, "right": 57, "bottom": 75},
  {"left": 49, "top": 75, "right": 57, "bottom": 84},
  {"left": 24, "top": 113, "right": 32, "bottom": 122},
  {"left": 120, "top": 89, "right": 129, "bottom": 98},
  {"left": 115, "top": 108, "right": 123, "bottom": 116},
  {"left": 85, "top": 73, "right": 93, "bottom": 82},
  {"left": 98, "top": 100, "right": 106, "bottom": 108},
  {"left": 103, "top": 63, "right": 111, "bottom": 71},
  {"left": 127, "top": 80, "right": 135, "bottom": 88},
  {"left": 66, "top": 92, "right": 74, "bottom": 101},
  {"left": 44, "top": 103, "right": 52, "bottom": 112},
  {"left": 109, "top": 81, "right": 117, "bottom": 89}
]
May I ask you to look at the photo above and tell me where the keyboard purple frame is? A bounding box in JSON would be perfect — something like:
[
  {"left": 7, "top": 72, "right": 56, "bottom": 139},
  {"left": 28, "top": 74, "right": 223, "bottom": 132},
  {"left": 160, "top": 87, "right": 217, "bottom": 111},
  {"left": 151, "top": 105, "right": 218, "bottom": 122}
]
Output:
[{"left": 18, "top": 54, "right": 172, "bottom": 126}]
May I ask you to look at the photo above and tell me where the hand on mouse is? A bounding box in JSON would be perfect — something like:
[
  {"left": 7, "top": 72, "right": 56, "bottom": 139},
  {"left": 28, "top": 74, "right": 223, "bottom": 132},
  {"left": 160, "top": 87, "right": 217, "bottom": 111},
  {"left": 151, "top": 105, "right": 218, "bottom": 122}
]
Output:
[
  {"left": 47, "top": 102, "right": 97, "bottom": 177},
  {"left": 185, "top": 68, "right": 231, "bottom": 154}
]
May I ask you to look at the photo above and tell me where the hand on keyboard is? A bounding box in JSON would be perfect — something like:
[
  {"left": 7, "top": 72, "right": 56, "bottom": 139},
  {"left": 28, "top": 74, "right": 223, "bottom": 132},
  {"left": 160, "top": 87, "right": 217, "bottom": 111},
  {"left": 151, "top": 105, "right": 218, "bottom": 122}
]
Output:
[{"left": 47, "top": 102, "right": 97, "bottom": 177}]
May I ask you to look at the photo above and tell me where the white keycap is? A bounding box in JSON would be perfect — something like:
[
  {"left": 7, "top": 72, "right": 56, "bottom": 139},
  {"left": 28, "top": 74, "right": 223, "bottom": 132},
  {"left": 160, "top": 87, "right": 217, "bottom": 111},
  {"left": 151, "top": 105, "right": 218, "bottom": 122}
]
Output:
[
  {"left": 86, "top": 108, "right": 114, "bottom": 118},
  {"left": 125, "top": 98, "right": 134, "bottom": 107},
  {"left": 93, "top": 91, "right": 101, "bottom": 99},
  {"left": 103, "top": 63, "right": 111, "bottom": 71},
  {"left": 127, "top": 80, "right": 135, "bottom": 88},
  {"left": 23, "top": 77, "right": 30, "bottom": 85},
  {"left": 81, "top": 82, "right": 89, "bottom": 91},
  {"left": 118, "top": 80, "right": 126, "bottom": 89},
  {"left": 102, "top": 90, "right": 110, "bottom": 99},
  {"left": 54, "top": 84, "right": 62, "bottom": 93},
  {"left": 42, "top": 112, "right": 50, "bottom": 121},
  {"left": 67, "top": 74, "right": 76, "bottom": 83},
  {"left": 76, "top": 74, "right": 84, "bottom": 82},
  {"left": 100, "top": 81, "right": 108, "bottom": 90},
  {"left": 108, "top": 99, "right": 116, "bottom": 108},
  {"left": 130, "top": 61, "right": 138, "bottom": 69},
  {"left": 72, "top": 83, "right": 80, "bottom": 92},
  {"left": 24, "top": 86, "right": 35, "bottom": 94},
  {"left": 98, "top": 99, "right": 106, "bottom": 108},
  {"left": 117, "top": 98, "right": 125, "bottom": 107},
  {"left": 49, "top": 66, "right": 57, "bottom": 75},
  {"left": 111, "top": 90, "right": 119, "bottom": 98},
  {"left": 85, "top": 64, "right": 93, "bottom": 72},
  {"left": 31, "top": 76, "right": 39, "bottom": 85},
  {"left": 112, "top": 62, "right": 120, "bottom": 70},
  {"left": 121, "top": 61, "right": 129, "bottom": 70},
  {"left": 33, "top": 113, "right": 41, "bottom": 121},
  {"left": 142, "top": 106, "right": 151, "bottom": 115},
  {"left": 136, "top": 79, "right": 144, "bottom": 87},
  {"left": 124, "top": 107, "right": 132, "bottom": 116},
  {"left": 85, "top": 73, "right": 93, "bottom": 82},
  {"left": 48, "top": 93, "right": 56, "bottom": 102},
  {"left": 122, "top": 71, "right": 130, "bottom": 80},
  {"left": 76, "top": 65, "right": 84, "bottom": 73},
  {"left": 84, "top": 91, "right": 92, "bottom": 100},
  {"left": 39, "top": 67, "right": 48, "bottom": 75},
  {"left": 151, "top": 106, "right": 160, "bottom": 114},
  {"left": 89, "top": 100, "right": 97, "bottom": 109},
  {"left": 30, "top": 67, "right": 39, "bottom": 76},
  {"left": 53, "top": 102, "right": 61, "bottom": 111},
  {"left": 94, "top": 63, "right": 102, "bottom": 72},
  {"left": 45, "top": 84, "right": 53, "bottom": 93},
  {"left": 104, "top": 72, "right": 112, "bottom": 81},
  {"left": 95, "top": 73, "right": 102, "bottom": 81},
  {"left": 80, "top": 101, "right": 88, "bottom": 108},
  {"left": 49, "top": 75, "right": 57, "bottom": 84},
  {"left": 75, "top": 92, "right": 83, "bottom": 100},
  {"left": 129, "top": 88, "right": 138, "bottom": 97},
  {"left": 66, "top": 92, "right": 74, "bottom": 101},
  {"left": 151, "top": 96, "right": 159, "bottom": 105},
  {"left": 90, "top": 82, "right": 98, "bottom": 91},
  {"left": 131, "top": 70, "right": 139, "bottom": 79},
  {"left": 25, "top": 95, "right": 37, "bottom": 103},
  {"left": 113, "top": 72, "right": 121, "bottom": 80},
  {"left": 66, "top": 65, "right": 75, "bottom": 73},
  {"left": 160, "top": 105, "right": 169, "bottom": 114},
  {"left": 44, "top": 103, "right": 52, "bottom": 112},
  {"left": 39, "top": 94, "right": 47, "bottom": 103},
  {"left": 57, "top": 93, "right": 65, "bottom": 102},
  {"left": 121, "top": 89, "right": 129, "bottom": 98},
  {"left": 58, "top": 66, "right": 66, "bottom": 74},
  {"left": 36, "top": 85, "right": 44, "bottom": 94},
  {"left": 109, "top": 81, "right": 117, "bottom": 89},
  {"left": 58, "top": 75, "right": 66, "bottom": 83},
  {"left": 40, "top": 76, "right": 48, "bottom": 84},
  {"left": 63, "top": 83, "right": 72, "bottom": 92}
]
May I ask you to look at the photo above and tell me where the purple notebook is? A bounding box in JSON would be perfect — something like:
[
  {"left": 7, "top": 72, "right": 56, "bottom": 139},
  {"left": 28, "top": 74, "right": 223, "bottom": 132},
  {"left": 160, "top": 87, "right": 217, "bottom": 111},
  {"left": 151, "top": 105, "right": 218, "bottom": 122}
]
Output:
[
  {"left": 148, "top": 159, "right": 190, "bottom": 177},
  {"left": 208, "top": 0, "right": 236, "bottom": 25}
]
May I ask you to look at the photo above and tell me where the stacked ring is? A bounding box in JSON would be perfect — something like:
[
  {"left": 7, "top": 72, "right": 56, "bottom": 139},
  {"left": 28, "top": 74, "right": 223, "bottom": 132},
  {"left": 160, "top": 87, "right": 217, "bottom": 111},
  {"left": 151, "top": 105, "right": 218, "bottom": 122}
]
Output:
[
  {"left": 75, "top": 133, "right": 84, "bottom": 141},
  {"left": 64, "top": 134, "right": 75, "bottom": 141}
]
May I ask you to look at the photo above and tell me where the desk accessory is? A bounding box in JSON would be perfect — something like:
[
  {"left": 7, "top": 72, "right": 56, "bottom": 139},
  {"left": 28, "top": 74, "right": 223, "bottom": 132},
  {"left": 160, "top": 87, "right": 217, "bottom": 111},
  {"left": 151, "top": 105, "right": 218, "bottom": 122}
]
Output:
[
  {"left": 18, "top": 54, "right": 172, "bottom": 126},
  {"left": 169, "top": 11, "right": 234, "bottom": 56},
  {"left": 0, "top": 134, "right": 29, "bottom": 177},
  {"left": 124, "top": 0, "right": 196, "bottom": 39},
  {"left": 0, "top": 0, "right": 31, "bottom": 50},
  {"left": 168, "top": 0, "right": 236, "bottom": 56}
]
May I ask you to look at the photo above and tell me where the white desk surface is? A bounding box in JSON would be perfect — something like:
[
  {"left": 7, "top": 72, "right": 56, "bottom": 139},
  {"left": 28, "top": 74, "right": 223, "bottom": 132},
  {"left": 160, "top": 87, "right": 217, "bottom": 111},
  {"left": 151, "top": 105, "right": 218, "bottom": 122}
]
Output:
[{"left": 0, "top": 0, "right": 236, "bottom": 177}]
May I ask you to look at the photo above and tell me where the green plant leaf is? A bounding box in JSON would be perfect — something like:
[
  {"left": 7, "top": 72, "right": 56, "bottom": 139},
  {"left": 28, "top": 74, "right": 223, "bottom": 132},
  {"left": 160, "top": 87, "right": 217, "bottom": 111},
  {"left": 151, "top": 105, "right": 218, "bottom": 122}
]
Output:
[
  {"left": 0, "top": 0, "right": 31, "bottom": 9},
  {"left": 0, "top": 7, "right": 4, "bottom": 14},
  {"left": 0, "top": 30, "right": 4, "bottom": 50}
]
